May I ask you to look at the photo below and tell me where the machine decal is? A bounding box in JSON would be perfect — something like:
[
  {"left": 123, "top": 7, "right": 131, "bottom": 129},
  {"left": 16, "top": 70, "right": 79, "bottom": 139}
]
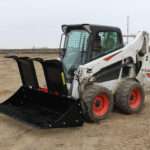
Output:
[
  {"left": 103, "top": 51, "right": 122, "bottom": 61},
  {"left": 146, "top": 73, "right": 150, "bottom": 78},
  {"left": 61, "top": 72, "right": 66, "bottom": 85}
]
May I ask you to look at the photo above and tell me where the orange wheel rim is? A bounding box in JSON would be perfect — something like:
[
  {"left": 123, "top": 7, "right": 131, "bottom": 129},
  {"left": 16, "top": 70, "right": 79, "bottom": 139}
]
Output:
[
  {"left": 92, "top": 93, "right": 110, "bottom": 117},
  {"left": 129, "top": 88, "right": 142, "bottom": 109}
]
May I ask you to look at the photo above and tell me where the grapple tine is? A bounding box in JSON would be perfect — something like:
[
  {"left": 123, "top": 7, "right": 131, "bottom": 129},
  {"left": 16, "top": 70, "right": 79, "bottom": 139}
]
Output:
[{"left": 5, "top": 55, "right": 18, "bottom": 59}]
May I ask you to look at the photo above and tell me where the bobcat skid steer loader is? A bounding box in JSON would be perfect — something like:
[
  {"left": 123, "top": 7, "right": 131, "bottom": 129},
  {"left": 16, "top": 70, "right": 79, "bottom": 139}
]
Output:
[{"left": 0, "top": 24, "right": 149, "bottom": 128}]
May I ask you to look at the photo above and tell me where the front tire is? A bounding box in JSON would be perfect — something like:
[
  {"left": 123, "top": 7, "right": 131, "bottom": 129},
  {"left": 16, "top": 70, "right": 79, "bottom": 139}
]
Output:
[
  {"left": 115, "top": 80, "right": 145, "bottom": 114},
  {"left": 82, "top": 85, "right": 114, "bottom": 123}
]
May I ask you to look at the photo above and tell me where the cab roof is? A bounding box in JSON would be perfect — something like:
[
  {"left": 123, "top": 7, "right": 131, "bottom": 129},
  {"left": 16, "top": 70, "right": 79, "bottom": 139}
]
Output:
[{"left": 62, "top": 24, "right": 122, "bottom": 34}]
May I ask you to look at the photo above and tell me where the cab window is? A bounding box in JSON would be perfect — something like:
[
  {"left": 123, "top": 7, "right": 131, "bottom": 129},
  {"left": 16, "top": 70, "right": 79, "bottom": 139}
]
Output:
[{"left": 92, "top": 31, "right": 122, "bottom": 59}]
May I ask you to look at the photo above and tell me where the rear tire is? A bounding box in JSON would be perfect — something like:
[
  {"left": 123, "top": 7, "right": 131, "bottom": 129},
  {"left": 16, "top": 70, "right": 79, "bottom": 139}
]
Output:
[
  {"left": 115, "top": 79, "right": 145, "bottom": 114},
  {"left": 82, "top": 85, "right": 113, "bottom": 123}
]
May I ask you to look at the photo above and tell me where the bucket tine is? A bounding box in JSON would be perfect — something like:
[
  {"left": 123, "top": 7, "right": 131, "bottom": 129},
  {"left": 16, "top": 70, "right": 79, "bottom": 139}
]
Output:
[
  {"left": 33, "top": 58, "right": 68, "bottom": 96},
  {"left": 5, "top": 56, "right": 39, "bottom": 89}
]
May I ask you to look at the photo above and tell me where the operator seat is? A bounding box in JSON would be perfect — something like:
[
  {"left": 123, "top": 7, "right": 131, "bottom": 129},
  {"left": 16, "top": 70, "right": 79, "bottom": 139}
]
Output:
[
  {"left": 104, "top": 35, "right": 115, "bottom": 50},
  {"left": 92, "top": 35, "right": 103, "bottom": 59}
]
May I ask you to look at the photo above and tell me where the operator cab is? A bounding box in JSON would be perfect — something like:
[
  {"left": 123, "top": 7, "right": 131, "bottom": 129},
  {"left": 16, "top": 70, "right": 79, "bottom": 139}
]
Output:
[{"left": 61, "top": 24, "right": 124, "bottom": 80}]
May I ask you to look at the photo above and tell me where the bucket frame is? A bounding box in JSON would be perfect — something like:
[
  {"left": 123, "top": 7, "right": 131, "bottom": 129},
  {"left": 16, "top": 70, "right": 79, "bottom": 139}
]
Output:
[{"left": 0, "top": 56, "right": 84, "bottom": 128}]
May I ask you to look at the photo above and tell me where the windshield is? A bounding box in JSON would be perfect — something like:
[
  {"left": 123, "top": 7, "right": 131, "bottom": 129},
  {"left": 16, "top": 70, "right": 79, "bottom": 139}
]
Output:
[{"left": 62, "top": 30, "right": 89, "bottom": 79}]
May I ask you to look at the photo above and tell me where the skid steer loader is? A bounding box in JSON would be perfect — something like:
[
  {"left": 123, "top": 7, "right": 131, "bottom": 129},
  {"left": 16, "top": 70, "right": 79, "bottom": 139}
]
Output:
[{"left": 0, "top": 24, "right": 149, "bottom": 128}]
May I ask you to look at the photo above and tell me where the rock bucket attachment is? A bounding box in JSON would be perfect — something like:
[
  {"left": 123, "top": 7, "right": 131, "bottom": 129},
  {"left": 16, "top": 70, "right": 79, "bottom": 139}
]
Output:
[{"left": 0, "top": 56, "right": 84, "bottom": 128}]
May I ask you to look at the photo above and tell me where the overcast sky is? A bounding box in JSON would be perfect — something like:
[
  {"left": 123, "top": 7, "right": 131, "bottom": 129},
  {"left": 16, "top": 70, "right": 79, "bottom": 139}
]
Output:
[{"left": 0, "top": 0, "right": 149, "bottom": 48}]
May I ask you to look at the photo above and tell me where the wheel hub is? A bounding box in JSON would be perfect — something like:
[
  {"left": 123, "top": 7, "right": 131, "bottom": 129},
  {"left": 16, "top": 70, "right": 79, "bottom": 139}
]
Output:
[{"left": 95, "top": 100, "right": 101, "bottom": 107}]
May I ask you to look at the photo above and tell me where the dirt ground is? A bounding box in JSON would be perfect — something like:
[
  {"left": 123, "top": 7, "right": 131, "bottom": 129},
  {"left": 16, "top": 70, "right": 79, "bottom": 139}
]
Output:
[{"left": 0, "top": 54, "right": 150, "bottom": 150}]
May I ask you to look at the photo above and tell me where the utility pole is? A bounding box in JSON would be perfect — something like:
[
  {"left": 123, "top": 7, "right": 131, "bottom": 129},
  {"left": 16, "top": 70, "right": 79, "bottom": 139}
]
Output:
[{"left": 127, "top": 16, "right": 130, "bottom": 44}]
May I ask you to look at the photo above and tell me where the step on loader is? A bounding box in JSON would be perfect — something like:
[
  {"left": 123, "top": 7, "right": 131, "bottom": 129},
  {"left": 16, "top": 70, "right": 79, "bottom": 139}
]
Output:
[{"left": 0, "top": 24, "right": 150, "bottom": 128}]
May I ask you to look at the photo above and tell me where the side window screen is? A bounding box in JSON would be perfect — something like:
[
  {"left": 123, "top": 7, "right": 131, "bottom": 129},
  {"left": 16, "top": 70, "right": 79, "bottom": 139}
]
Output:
[
  {"left": 92, "top": 31, "right": 121, "bottom": 59},
  {"left": 66, "top": 31, "right": 89, "bottom": 51}
]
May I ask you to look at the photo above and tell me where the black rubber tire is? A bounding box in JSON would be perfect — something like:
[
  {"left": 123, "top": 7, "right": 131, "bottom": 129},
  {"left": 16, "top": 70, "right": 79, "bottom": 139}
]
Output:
[
  {"left": 82, "top": 84, "right": 114, "bottom": 123},
  {"left": 115, "top": 80, "right": 145, "bottom": 114}
]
